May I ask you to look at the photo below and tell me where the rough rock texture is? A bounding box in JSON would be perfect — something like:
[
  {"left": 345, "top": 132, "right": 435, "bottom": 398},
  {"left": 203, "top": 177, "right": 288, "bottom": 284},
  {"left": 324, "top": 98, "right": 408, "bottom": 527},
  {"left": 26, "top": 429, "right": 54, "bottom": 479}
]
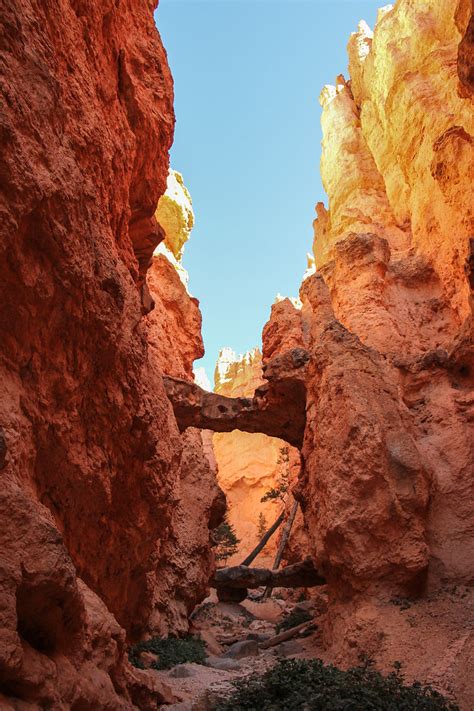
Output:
[
  {"left": 309, "top": 0, "right": 474, "bottom": 594},
  {"left": 0, "top": 0, "right": 198, "bottom": 707},
  {"left": 145, "top": 194, "right": 226, "bottom": 632},
  {"left": 164, "top": 345, "right": 308, "bottom": 448},
  {"left": 155, "top": 169, "right": 194, "bottom": 262},
  {"left": 457, "top": 0, "right": 474, "bottom": 98},
  {"left": 256, "top": 1, "right": 473, "bottom": 706},
  {"left": 146, "top": 169, "right": 204, "bottom": 381},
  {"left": 315, "top": 1, "right": 473, "bottom": 324},
  {"left": 213, "top": 348, "right": 301, "bottom": 567},
  {"left": 298, "top": 275, "right": 431, "bottom": 595}
]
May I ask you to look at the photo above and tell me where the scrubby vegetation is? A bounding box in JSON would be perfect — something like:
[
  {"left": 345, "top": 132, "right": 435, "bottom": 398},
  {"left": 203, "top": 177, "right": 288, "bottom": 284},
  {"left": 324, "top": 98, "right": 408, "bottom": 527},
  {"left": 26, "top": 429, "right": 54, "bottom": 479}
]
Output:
[
  {"left": 261, "top": 446, "right": 290, "bottom": 503},
  {"left": 275, "top": 607, "right": 313, "bottom": 634},
  {"left": 213, "top": 658, "right": 459, "bottom": 710},
  {"left": 128, "top": 634, "right": 206, "bottom": 671},
  {"left": 258, "top": 512, "right": 268, "bottom": 538},
  {"left": 212, "top": 513, "right": 240, "bottom": 564}
]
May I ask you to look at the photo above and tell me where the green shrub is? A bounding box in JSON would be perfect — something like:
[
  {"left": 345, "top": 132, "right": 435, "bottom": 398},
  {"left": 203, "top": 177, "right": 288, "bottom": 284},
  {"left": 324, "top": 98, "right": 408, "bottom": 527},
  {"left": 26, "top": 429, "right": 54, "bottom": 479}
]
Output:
[
  {"left": 212, "top": 514, "right": 240, "bottom": 564},
  {"left": 213, "top": 658, "right": 459, "bottom": 710},
  {"left": 128, "top": 634, "right": 206, "bottom": 671},
  {"left": 275, "top": 607, "right": 313, "bottom": 634}
]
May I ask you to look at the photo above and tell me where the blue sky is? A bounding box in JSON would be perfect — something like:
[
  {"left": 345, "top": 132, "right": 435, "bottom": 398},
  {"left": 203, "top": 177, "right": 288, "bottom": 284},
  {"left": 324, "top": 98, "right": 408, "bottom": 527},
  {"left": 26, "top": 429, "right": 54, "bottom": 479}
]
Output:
[{"left": 155, "top": 0, "right": 383, "bottom": 385}]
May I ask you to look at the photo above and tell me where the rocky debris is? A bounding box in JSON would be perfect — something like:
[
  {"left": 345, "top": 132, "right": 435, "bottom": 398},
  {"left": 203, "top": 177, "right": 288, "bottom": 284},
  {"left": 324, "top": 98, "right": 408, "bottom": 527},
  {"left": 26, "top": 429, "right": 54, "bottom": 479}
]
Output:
[
  {"left": 274, "top": 639, "right": 306, "bottom": 656},
  {"left": 249, "top": 619, "right": 272, "bottom": 632},
  {"left": 169, "top": 664, "right": 200, "bottom": 679},
  {"left": 164, "top": 347, "right": 308, "bottom": 448},
  {"left": 223, "top": 639, "right": 259, "bottom": 659},
  {"left": 153, "top": 597, "right": 318, "bottom": 708},
  {"left": 242, "top": 598, "right": 288, "bottom": 623},
  {"left": 206, "top": 656, "right": 241, "bottom": 671},
  {"left": 213, "top": 559, "right": 326, "bottom": 590},
  {"left": 156, "top": 644, "right": 278, "bottom": 711},
  {"left": 194, "top": 628, "right": 223, "bottom": 656}
]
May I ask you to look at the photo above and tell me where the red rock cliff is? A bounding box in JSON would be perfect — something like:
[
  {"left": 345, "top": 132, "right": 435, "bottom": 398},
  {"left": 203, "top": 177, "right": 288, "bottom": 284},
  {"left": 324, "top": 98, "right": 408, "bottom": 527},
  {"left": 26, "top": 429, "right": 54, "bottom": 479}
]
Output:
[
  {"left": 145, "top": 170, "right": 225, "bottom": 634},
  {"left": 0, "top": 0, "right": 194, "bottom": 707},
  {"left": 260, "top": 1, "right": 473, "bottom": 705}
]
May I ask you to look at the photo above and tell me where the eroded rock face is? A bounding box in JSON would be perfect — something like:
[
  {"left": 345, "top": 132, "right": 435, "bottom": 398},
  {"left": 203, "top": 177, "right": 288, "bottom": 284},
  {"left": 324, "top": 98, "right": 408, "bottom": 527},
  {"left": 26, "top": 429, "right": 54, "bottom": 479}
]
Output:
[
  {"left": 164, "top": 345, "right": 308, "bottom": 448},
  {"left": 299, "top": 275, "right": 431, "bottom": 595},
  {"left": 256, "top": 1, "right": 473, "bottom": 704},
  {"left": 145, "top": 188, "right": 225, "bottom": 632},
  {"left": 316, "top": 1, "right": 473, "bottom": 323},
  {"left": 457, "top": 0, "right": 474, "bottom": 98},
  {"left": 307, "top": 0, "right": 474, "bottom": 596},
  {"left": 0, "top": 0, "right": 184, "bottom": 706}
]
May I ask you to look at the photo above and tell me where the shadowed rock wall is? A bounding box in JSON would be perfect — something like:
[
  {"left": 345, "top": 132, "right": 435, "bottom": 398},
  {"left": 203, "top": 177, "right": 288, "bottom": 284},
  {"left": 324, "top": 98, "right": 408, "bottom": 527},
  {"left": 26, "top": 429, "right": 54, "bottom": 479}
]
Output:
[{"left": 0, "top": 1, "right": 195, "bottom": 707}]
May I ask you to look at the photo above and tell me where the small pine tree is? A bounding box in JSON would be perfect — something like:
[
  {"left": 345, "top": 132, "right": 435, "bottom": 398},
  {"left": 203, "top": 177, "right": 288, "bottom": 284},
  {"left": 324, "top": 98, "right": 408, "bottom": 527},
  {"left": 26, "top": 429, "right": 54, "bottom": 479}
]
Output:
[
  {"left": 257, "top": 512, "right": 267, "bottom": 538},
  {"left": 213, "top": 514, "right": 240, "bottom": 565},
  {"left": 261, "top": 446, "right": 290, "bottom": 503}
]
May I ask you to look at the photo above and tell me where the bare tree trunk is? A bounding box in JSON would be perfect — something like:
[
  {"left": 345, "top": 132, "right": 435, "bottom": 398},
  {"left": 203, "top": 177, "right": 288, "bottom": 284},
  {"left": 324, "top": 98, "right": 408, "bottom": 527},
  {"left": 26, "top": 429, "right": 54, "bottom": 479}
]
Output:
[
  {"left": 260, "top": 619, "right": 314, "bottom": 649},
  {"left": 212, "top": 558, "right": 325, "bottom": 589},
  {"left": 262, "top": 497, "right": 299, "bottom": 599},
  {"left": 240, "top": 510, "right": 285, "bottom": 567}
]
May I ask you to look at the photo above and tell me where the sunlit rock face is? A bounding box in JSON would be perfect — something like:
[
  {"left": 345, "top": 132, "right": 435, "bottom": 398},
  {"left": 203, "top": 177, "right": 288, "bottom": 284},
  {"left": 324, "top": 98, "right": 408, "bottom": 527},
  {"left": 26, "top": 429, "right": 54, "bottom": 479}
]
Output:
[
  {"left": 316, "top": 1, "right": 473, "bottom": 327},
  {"left": 213, "top": 348, "right": 301, "bottom": 566},
  {"left": 278, "top": 1, "right": 474, "bottom": 701},
  {"left": 0, "top": 0, "right": 187, "bottom": 706},
  {"left": 147, "top": 169, "right": 204, "bottom": 380},
  {"left": 146, "top": 172, "right": 225, "bottom": 634},
  {"left": 309, "top": 0, "right": 473, "bottom": 592}
]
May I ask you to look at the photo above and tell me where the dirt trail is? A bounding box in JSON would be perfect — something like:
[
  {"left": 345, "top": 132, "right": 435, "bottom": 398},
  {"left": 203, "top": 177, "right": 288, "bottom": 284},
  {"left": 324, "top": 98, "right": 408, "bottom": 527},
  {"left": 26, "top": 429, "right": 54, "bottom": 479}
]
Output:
[{"left": 153, "top": 591, "right": 321, "bottom": 709}]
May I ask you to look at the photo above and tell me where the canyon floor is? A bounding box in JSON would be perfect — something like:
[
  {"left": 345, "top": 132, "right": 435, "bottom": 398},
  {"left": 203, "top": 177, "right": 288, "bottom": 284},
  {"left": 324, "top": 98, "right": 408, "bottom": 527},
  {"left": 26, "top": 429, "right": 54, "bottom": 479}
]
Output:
[{"left": 143, "top": 585, "right": 473, "bottom": 709}]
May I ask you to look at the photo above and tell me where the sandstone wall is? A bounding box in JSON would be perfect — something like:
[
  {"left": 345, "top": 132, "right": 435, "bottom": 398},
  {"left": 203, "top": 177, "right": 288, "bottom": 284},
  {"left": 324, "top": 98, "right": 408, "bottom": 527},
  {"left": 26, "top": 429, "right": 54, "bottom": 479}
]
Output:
[
  {"left": 308, "top": 0, "right": 473, "bottom": 595},
  {"left": 257, "top": 1, "right": 473, "bottom": 703},
  {"left": 145, "top": 171, "right": 225, "bottom": 634},
  {"left": 0, "top": 1, "right": 195, "bottom": 707},
  {"left": 315, "top": 1, "right": 473, "bottom": 326}
]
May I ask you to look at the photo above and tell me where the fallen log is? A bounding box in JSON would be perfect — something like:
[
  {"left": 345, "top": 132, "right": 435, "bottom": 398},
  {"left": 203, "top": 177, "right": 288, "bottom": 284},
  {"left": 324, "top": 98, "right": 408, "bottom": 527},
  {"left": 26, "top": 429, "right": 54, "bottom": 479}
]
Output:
[
  {"left": 260, "top": 620, "right": 315, "bottom": 649},
  {"left": 240, "top": 510, "right": 285, "bottom": 567},
  {"left": 211, "top": 558, "right": 326, "bottom": 590},
  {"left": 262, "top": 497, "right": 299, "bottom": 600}
]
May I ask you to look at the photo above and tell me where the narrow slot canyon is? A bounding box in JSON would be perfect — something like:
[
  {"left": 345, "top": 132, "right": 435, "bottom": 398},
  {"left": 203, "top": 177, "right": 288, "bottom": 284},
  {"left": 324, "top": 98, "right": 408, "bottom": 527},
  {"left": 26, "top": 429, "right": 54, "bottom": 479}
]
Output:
[{"left": 0, "top": 1, "right": 473, "bottom": 709}]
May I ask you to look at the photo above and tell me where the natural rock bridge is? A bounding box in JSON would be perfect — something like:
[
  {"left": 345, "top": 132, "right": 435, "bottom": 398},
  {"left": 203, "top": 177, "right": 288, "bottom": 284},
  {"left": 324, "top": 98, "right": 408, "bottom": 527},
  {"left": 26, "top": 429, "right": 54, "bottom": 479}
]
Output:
[
  {"left": 164, "top": 347, "right": 323, "bottom": 597},
  {"left": 164, "top": 347, "right": 310, "bottom": 448}
]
